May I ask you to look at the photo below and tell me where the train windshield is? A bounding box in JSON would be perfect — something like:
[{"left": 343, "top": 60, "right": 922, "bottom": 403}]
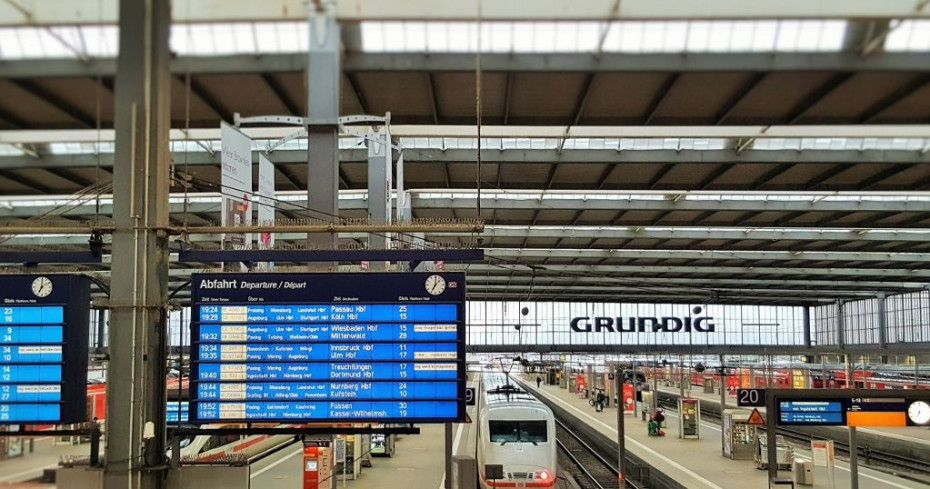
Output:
[{"left": 489, "top": 420, "right": 548, "bottom": 443}]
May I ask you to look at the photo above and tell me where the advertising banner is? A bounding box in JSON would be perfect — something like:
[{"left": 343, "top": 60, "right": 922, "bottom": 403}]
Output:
[
  {"left": 622, "top": 383, "right": 635, "bottom": 414},
  {"left": 221, "top": 122, "right": 252, "bottom": 255}
]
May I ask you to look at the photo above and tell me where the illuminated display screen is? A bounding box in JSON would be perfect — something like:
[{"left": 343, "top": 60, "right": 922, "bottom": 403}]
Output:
[
  {"left": 778, "top": 400, "right": 846, "bottom": 425},
  {"left": 0, "top": 276, "right": 90, "bottom": 424},
  {"left": 167, "top": 402, "right": 189, "bottom": 423},
  {"left": 189, "top": 273, "right": 466, "bottom": 423}
]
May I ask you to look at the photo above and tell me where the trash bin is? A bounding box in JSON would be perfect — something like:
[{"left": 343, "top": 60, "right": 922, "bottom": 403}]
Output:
[{"left": 792, "top": 459, "right": 813, "bottom": 486}]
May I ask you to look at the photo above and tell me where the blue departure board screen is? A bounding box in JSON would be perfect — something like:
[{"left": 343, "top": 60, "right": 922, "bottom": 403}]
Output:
[
  {"left": 189, "top": 273, "right": 467, "bottom": 423},
  {"left": 777, "top": 399, "right": 847, "bottom": 425},
  {"left": 0, "top": 276, "right": 90, "bottom": 424}
]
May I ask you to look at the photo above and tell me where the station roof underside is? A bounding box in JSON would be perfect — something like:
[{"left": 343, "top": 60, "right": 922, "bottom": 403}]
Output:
[
  {"left": 2, "top": 5, "right": 930, "bottom": 307},
  {"left": 2, "top": 52, "right": 930, "bottom": 131}
]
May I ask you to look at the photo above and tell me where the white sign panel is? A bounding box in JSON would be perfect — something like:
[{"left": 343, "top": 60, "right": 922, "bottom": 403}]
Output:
[
  {"left": 221, "top": 122, "right": 252, "bottom": 252},
  {"left": 256, "top": 154, "right": 275, "bottom": 270}
]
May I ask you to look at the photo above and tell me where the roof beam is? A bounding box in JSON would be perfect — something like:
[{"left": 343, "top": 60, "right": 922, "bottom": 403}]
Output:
[
  {"left": 274, "top": 164, "right": 302, "bottom": 190},
  {"left": 0, "top": 169, "right": 53, "bottom": 193},
  {"left": 859, "top": 74, "right": 930, "bottom": 123},
  {"left": 8, "top": 148, "right": 930, "bottom": 169},
  {"left": 182, "top": 76, "right": 234, "bottom": 123},
  {"left": 715, "top": 73, "right": 767, "bottom": 125},
  {"left": 503, "top": 73, "right": 513, "bottom": 125},
  {"left": 485, "top": 248, "right": 930, "bottom": 265},
  {"left": 859, "top": 164, "right": 913, "bottom": 190},
  {"left": 467, "top": 273, "right": 927, "bottom": 291},
  {"left": 7, "top": 125, "right": 930, "bottom": 143},
  {"left": 806, "top": 164, "right": 850, "bottom": 190},
  {"left": 261, "top": 74, "right": 301, "bottom": 117},
  {"left": 4, "top": 193, "right": 930, "bottom": 218},
  {"left": 751, "top": 163, "right": 795, "bottom": 190},
  {"left": 0, "top": 105, "right": 28, "bottom": 129},
  {"left": 6, "top": 53, "right": 930, "bottom": 79},
  {"left": 9, "top": 79, "right": 96, "bottom": 128},
  {"left": 43, "top": 168, "right": 95, "bottom": 188},
  {"left": 643, "top": 73, "right": 679, "bottom": 124},
  {"left": 425, "top": 73, "right": 440, "bottom": 125},
  {"left": 345, "top": 72, "right": 370, "bottom": 115},
  {"left": 462, "top": 263, "right": 930, "bottom": 279},
  {"left": 4, "top": 0, "right": 928, "bottom": 25},
  {"left": 473, "top": 226, "right": 930, "bottom": 244},
  {"left": 698, "top": 163, "right": 734, "bottom": 190},
  {"left": 785, "top": 72, "right": 854, "bottom": 124},
  {"left": 13, "top": 148, "right": 930, "bottom": 169}
]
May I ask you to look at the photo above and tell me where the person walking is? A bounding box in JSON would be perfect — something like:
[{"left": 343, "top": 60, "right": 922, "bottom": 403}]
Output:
[{"left": 536, "top": 376, "right": 542, "bottom": 388}]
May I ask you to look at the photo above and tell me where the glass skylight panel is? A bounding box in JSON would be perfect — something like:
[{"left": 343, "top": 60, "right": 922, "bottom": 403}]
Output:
[
  {"left": 885, "top": 21, "right": 930, "bottom": 51},
  {"left": 0, "top": 145, "right": 25, "bottom": 156},
  {"left": 753, "top": 138, "right": 928, "bottom": 151}
]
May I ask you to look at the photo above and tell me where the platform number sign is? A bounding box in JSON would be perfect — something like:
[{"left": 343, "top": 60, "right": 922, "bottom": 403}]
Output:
[
  {"left": 737, "top": 388, "right": 766, "bottom": 407},
  {"left": 465, "top": 387, "right": 476, "bottom": 406}
]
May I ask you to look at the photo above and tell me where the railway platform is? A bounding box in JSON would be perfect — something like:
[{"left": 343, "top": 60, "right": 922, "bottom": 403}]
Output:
[
  {"left": 654, "top": 384, "right": 930, "bottom": 462},
  {"left": 520, "top": 375, "right": 926, "bottom": 489},
  {"left": 0, "top": 437, "right": 89, "bottom": 485},
  {"left": 656, "top": 384, "right": 930, "bottom": 445}
]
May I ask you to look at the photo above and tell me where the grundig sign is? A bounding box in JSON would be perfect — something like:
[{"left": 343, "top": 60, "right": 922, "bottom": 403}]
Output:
[{"left": 570, "top": 307, "right": 715, "bottom": 333}]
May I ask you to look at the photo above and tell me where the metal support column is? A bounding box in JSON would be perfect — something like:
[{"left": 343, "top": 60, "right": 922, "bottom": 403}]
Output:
[
  {"left": 802, "top": 306, "right": 811, "bottom": 348},
  {"left": 849, "top": 427, "right": 860, "bottom": 489},
  {"left": 104, "top": 0, "right": 172, "bottom": 487},
  {"left": 307, "top": 2, "right": 340, "bottom": 252},
  {"left": 367, "top": 127, "right": 392, "bottom": 270},
  {"left": 765, "top": 392, "right": 778, "bottom": 483},
  {"left": 615, "top": 368, "right": 626, "bottom": 488},
  {"left": 837, "top": 300, "right": 846, "bottom": 350},
  {"left": 719, "top": 355, "right": 726, "bottom": 411},
  {"left": 877, "top": 293, "right": 888, "bottom": 362},
  {"left": 95, "top": 308, "right": 106, "bottom": 352},
  {"left": 679, "top": 356, "right": 685, "bottom": 398},
  {"left": 445, "top": 423, "right": 453, "bottom": 489}
]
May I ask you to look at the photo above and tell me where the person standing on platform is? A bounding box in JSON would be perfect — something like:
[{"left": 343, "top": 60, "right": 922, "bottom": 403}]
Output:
[{"left": 536, "top": 376, "right": 542, "bottom": 388}]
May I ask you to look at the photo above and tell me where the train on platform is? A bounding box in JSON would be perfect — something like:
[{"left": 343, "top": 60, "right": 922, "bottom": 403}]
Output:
[{"left": 477, "top": 373, "right": 557, "bottom": 488}]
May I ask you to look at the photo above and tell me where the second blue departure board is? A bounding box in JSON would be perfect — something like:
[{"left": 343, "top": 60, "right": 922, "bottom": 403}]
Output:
[
  {"left": 0, "top": 275, "right": 90, "bottom": 424},
  {"left": 189, "top": 272, "right": 466, "bottom": 423}
]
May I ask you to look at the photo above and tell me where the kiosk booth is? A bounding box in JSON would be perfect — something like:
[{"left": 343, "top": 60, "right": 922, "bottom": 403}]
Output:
[
  {"left": 370, "top": 434, "right": 395, "bottom": 457},
  {"left": 722, "top": 409, "right": 755, "bottom": 460},
  {"left": 678, "top": 398, "right": 701, "bottom": 439}
]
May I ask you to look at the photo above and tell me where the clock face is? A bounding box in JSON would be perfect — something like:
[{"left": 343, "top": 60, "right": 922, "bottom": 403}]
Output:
[
  {"left": 32, "top": 276, "right": 53, "bottom": 298},
  {"left": 425, "top": 275, "right": 446, "bottom": 296},
  {"left": 908, "top": 400, "right": 930, "bottom": 425}
]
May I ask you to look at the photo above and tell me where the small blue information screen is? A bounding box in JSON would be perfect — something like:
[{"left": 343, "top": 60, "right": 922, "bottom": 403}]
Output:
[
  {"left": 777, "top": 399, "right": 847, "bottom": 425},
  {"left": 0, "top": 276, "right": 90, "bottom": 424},
  {"left": 189, "top": 272, "right": 466, "bottom": 423}
]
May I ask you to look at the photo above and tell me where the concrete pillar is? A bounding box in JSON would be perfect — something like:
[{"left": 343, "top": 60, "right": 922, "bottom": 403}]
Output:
[
  {"left": 104, "top": 0, "right": 172, "bottom": 487},
  {"left": 367, "top": 127, "right": 392, "bottom": 270},
  {"left": 307, "top": 2, "right": 341, "bottom": 251}
]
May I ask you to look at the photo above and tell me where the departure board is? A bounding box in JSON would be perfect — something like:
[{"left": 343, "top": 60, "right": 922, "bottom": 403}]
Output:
[
  {"left": 0, "top": 276, "right": 90, "bottom": 424},
  {"left": 189, "top": 273, "right": 466, "bottom": 423},
  {"left": 777, "top": 400, "right": 846, "bottom": 425}
]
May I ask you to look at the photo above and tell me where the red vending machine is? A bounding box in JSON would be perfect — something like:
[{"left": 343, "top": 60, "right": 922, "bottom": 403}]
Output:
[{"left": 303, "top": 441, "right": 334, "bottom": 489}]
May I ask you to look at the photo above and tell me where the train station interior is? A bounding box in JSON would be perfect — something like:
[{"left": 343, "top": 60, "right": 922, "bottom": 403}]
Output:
[{"left": 0, "top": 1, "right": 930, "bottom": 488}]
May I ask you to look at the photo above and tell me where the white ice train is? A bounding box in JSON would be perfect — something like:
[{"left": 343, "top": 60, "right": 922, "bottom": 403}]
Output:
[{"left": 477, "top": 373, "right": 557, "bottom": 488}]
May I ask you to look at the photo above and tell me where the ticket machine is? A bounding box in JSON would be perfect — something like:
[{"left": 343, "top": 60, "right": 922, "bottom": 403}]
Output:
[{"left": 303, "top": 440, "right": 334, "bottom": 489}]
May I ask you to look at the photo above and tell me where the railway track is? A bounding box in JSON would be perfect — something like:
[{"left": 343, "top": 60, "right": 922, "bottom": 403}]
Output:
[
  {"left": 655, "top": 393, "right": 930, "bottom": 483},
  {"left": 556, "top": 418, "right": 643, "bottom": 489}
]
